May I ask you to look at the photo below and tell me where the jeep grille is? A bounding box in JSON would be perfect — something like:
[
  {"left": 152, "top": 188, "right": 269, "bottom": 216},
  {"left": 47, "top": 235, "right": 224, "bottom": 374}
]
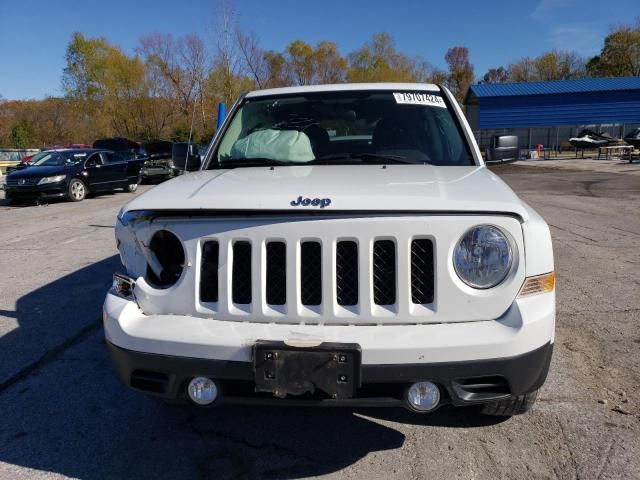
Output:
[{"left": 199, "top": 236, "right": 434, "bottom": 314}]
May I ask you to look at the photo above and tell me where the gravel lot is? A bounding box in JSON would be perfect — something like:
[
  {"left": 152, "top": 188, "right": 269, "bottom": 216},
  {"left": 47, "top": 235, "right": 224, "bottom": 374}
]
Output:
[{"left": 0, "top": 164, "right": 639, "bottom": 479}]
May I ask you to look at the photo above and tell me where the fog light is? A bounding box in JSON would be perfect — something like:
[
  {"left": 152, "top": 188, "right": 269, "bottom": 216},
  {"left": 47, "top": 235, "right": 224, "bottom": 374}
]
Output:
[
  {"left": 406, "top": 382, "right": 440, "bottom": 412},
  {"left": 187, "top": 377, "right": 218, "bottom": 405}
]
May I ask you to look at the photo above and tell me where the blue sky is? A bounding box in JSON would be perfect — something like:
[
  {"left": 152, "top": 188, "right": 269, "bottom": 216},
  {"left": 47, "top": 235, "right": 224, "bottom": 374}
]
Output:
[{"left": 0, "top": 0, "right": 635, "bottom": 99}]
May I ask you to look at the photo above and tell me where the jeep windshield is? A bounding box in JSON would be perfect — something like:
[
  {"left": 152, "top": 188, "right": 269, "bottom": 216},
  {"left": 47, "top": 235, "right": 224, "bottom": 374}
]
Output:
[{"left": 208, "top": 89, "right": 475, "bottom": 169}]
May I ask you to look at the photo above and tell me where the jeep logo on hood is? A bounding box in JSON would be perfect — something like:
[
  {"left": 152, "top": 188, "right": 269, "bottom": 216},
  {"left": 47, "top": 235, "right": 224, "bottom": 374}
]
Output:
[{"left": 290, "top": 196, "right": 332, "bottom": 208}]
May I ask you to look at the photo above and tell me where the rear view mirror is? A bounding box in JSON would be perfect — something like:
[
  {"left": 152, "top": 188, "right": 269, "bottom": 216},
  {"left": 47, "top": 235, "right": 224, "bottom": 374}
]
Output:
[{"left": 172, "top": 143, "right": 201, "bottom": 172}]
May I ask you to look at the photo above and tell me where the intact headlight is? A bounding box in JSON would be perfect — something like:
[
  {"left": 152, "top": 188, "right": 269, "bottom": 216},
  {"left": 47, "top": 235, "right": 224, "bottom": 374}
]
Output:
[
  {"left": 38, "top": 175, "right": 66, "bottom": 185},
  {"left": 453, "top": 225, "right": 513, "bottom": 289}
]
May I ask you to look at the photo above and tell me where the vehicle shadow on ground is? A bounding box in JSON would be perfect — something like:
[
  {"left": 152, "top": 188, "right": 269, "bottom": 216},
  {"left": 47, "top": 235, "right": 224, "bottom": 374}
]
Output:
[
  {"left": 0, "top": 257, "right": 504, "bottom": 480},
  {"left": 0, "top": 255, "right": 121, "bottom": 388}
]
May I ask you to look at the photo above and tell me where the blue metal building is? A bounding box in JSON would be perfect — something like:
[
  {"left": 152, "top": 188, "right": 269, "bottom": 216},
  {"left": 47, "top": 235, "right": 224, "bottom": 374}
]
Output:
[{"left": 464, "top": 76, "right": 640, "bottom": 130}]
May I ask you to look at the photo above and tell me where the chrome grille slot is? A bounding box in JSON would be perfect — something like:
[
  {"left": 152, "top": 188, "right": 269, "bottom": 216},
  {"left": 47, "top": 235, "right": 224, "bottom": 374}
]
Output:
[{"left": 232, "top": 241, "right": 252, "bottom": 304}]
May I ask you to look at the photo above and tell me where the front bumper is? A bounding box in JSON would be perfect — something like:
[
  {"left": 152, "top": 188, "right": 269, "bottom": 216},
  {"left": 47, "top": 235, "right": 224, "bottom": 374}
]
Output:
[
  {"left": 141, "top": 165, "right": 174, "bottom": 178},
  {"left": 4, "top": 182, "right": 67, "bottom": 199},
  {"left": 107, "top": 340, "right": 552, "bottom": 407},
  {"left": 104, "top": 290, "right": 555, "bottom": 407}
]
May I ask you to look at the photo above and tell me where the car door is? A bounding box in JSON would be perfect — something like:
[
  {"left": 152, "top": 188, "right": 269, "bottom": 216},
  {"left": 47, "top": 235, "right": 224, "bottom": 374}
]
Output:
[
  {"left": 84, "top": 152, "right": 109, "bottom": 191},
  {"left": 99, "top": 152, "right": 127, "bottom": 190}
]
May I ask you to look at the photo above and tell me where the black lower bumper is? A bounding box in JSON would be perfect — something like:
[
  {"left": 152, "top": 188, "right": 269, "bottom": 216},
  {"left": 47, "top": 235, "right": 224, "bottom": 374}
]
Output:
[
  {"left": 141, "top": 167, "right": 174, "bottom": 178},
  {"left": 5, "top": 185, "right": 66, "bottom": 200},
  {"left": 106, "top": 341, "right": 552, "bottom": 408}
]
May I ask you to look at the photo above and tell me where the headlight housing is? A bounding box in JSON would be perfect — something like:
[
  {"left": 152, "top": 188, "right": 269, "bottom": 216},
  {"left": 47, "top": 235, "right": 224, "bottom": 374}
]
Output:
[
  {"left": 117, "top": 209, "right": 154, "bottom": 226},
  {"left": 453, "top": 225, "right": 513, "bottom": 289},
  {"left": 38, "top": 175, "right": 66, "bottom": 185}
]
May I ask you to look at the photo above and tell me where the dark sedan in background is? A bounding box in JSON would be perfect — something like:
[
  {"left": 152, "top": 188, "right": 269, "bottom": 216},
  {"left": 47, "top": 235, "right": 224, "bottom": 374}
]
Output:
[{"left": 3, "top": 148, "right": 144, "bottom": 203}]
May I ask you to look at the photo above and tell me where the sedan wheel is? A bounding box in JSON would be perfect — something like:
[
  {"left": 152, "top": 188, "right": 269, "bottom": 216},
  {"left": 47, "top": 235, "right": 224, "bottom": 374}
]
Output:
[{"left": 68, "top": 179, "right": 86, "bottom": 202}]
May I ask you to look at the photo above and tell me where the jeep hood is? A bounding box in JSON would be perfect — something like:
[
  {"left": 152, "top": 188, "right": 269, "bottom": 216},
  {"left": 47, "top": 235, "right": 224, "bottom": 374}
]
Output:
[{"left": 123, "top": 165, "right": 528, "bottom": 219}]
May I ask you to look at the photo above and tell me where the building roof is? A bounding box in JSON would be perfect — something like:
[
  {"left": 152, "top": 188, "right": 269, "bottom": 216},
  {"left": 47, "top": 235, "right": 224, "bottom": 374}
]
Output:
[{"left": 468, "top": 76, "right": 640, "bottom": 99}]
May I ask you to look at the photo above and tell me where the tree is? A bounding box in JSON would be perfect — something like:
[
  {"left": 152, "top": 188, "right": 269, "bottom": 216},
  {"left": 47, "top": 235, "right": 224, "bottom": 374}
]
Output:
[
  {"left": 313, "top": 41, "right": 347, "bottom": 84},
  {"left": 509, "top": 57, "right": 537, "bottom": 82},
  {"left": 138, "top": 33, "right": 207, "bottom": 134},
  {"left": 62, "top": 32, "right": 110, "bottom": 100},
  {"left": 263, "top": 51, "right": 289, "bottom": 88},
  {"left": 235, "top": 29, "right": 269, "bottom": 88},
  {"left": 482, "top": 66, "right": 510, "bottom": 83},
  {"left": 535, "top": 50, "right": 585, "bottom": 80},
  {"left": 286, "top": 40, "right": 315, "bottom": 85},
  {"left": 62, "top": 32, "right": 155, "bottom": 139},
  {"left": 209, "top": 1, "right": 249, "bottom": 108},
  {"left": 587, "top": 23, "right": 640, "bottom": 77},
  {"left": 444, "top": 47, "right": 474, "bottom": 101},
  {"left": 508, "top": 50, "right": 585, "bottom": 82},
  {"left": 10, "top": 119, "right": 33, "bottom": 148},
  {"left": 347, "top": 32, "right": 433, "bottom": 83}
]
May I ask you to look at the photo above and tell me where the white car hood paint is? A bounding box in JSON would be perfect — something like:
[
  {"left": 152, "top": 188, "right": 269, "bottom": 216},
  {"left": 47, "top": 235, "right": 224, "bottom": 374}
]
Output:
[{"left": 123, "top": 165, "right": 528, "bottom": 219}]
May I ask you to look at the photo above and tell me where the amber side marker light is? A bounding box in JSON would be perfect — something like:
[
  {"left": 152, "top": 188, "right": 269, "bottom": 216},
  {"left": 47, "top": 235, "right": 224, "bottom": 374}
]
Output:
[{"left": 518, "top": 272, "right": 555, "bottom": 297}]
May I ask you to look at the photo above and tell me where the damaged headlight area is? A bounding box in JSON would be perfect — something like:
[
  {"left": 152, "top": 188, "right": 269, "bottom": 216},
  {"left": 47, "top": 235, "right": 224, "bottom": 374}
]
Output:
[
  {"left": 117, "top": 209, "right": 156, "bottom": 226},
  {"left": 145, "top": 229, "right": 185, "bottom": 288},
  {"left": 112, "top": 273, "right": 136, "bottom": 299}
]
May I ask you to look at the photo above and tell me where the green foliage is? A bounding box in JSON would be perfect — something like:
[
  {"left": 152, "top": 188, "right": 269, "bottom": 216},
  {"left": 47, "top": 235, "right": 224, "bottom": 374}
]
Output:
[
  {"left": 482, "top": 66, "right": 510, "bottom": 84},
  {"left": 263, "top": 51, "right": 289, "bottom": 88},
  {"left": 485, "top": 50, "right": 586, "bottom": 84},
  {"left": 171, "top": 123, "right": 193, "bottom": 142},
  {"left": 347, "top": 33, "right": 424, "bottom": 82},
  {"left": 444, "top": 47, "right": 474, "bottom": 101},
  {"left": 10, "top": 119, "right": 33, "bottom": 148},
  {"left": 587, "top": 24, "right": 640, "bottom": 77}
]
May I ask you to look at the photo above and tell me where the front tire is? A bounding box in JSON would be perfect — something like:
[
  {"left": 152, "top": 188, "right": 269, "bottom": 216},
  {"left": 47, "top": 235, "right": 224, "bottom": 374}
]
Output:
[
  {"left": 127, "top": 177, "right": 140, "bottom": 192},
  {"left": 480, "top": 389, "right": 539, "bottom": 416},
  {"left": 67, "top": 179, "right": 87, "bottom": 202}
]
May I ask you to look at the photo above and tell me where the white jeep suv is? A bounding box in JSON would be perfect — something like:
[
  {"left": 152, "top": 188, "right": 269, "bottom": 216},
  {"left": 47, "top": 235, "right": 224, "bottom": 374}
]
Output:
[{"left": 104, "top": 83, "right": 555, "bottom": 415}]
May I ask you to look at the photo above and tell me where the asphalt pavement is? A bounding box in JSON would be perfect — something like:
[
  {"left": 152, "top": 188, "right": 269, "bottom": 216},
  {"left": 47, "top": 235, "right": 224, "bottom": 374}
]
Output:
[{"left": 0, "top": 165, "right": 638, "bottom": 479}]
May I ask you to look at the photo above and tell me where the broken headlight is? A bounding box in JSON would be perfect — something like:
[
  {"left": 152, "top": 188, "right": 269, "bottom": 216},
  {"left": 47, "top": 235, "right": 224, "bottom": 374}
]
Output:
[
  {"left": 145, "top": 229, "right": 185, "bottom": 288},
  {"left": 117, "top": 209, "right": 154, "bottom": 226}
]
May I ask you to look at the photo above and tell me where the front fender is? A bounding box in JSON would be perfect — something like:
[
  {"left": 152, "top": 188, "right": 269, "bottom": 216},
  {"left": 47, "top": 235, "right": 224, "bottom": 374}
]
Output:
[{"left": 520, "top": 201, "right": 554, "bottom": 276}]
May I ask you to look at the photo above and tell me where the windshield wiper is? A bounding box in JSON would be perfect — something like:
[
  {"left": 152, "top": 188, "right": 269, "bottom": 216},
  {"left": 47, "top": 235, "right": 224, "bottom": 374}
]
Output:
[
  {"left": 216, "top": 157, "right": 293, "bottom": 169},
  {"left": 315, "top": 153, "right": 425, "bottom": 165}
]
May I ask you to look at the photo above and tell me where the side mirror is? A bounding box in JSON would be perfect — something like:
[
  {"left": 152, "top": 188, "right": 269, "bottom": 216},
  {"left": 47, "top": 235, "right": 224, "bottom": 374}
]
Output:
[{"left": 172, "top": 144, "right": 202, "bottom": 172}]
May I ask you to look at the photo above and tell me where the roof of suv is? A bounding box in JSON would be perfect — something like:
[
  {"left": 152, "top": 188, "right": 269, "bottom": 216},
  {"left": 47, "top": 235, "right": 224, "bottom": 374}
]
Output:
[{"left": 245, "top": 82, "right": 441, "bottom": 98}]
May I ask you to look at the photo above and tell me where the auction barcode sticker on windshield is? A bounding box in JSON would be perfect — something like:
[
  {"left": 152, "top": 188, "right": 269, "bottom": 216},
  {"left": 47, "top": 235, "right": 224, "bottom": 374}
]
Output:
[{"left": 393, "top": 92, "right": 446, "bottom": 108}]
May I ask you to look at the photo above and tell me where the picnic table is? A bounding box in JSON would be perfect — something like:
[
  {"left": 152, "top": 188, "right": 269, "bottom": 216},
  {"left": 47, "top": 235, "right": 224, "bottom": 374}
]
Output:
[{"left": 597, "top": 145, "right": 633, "bottom": 161}]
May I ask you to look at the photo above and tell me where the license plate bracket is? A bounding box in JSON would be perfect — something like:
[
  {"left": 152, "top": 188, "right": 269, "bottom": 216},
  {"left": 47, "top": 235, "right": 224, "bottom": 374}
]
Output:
[{"left": 253, "top": 340, "right": 361, "bottom": 399}]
